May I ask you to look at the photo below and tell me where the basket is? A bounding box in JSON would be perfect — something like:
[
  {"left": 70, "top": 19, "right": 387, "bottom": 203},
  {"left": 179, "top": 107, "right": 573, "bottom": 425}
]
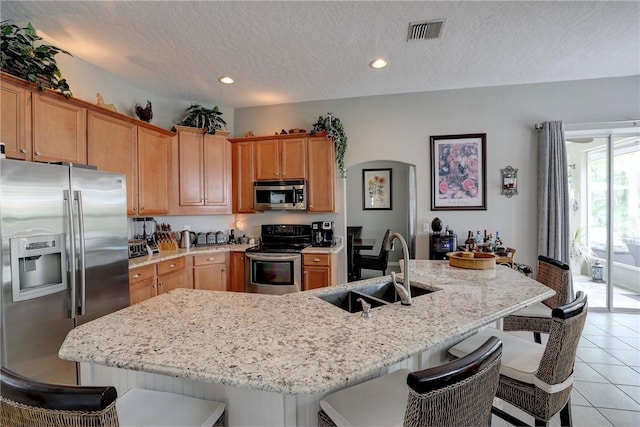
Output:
[{"left": 447, "top": 251, "right": 497, "bottom": 270}]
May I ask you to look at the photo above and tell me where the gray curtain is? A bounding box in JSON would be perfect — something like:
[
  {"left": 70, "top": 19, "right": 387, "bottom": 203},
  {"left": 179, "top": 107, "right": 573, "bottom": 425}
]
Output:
[{"left": 537, "top": 121, "right": 573, "bottom": 300}]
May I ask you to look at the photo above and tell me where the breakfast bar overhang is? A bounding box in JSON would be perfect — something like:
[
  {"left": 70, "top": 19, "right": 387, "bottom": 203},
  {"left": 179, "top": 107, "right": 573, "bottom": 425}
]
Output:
[{"left": 60, "top": 260, "right": 554, "bottom": 426}]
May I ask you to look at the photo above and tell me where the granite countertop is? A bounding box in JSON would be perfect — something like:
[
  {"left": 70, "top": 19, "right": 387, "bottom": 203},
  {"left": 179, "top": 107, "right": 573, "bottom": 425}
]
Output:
[
  {"left": 60, "top": 260, "right": 553, "bottom": 396},
  {"left": 128, "top": 243, "right": 344, "bottom": 269}
]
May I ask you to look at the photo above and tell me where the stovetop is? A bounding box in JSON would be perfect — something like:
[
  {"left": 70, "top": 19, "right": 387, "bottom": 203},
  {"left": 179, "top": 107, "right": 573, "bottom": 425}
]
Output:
[
  {"left": 245, "top": 243, "right": 311, "bottom": 254},
  {"left": 246, "top": 224, "right": 312, "bottom": 253}
]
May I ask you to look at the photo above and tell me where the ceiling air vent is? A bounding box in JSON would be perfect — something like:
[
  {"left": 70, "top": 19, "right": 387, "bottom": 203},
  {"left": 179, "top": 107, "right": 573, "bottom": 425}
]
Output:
[{"left": 407, "top": 19, "right": 445, "bottom": 41}]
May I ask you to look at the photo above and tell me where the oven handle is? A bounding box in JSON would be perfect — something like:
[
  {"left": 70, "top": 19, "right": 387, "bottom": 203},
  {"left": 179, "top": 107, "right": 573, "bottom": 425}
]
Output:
[{"left": 245, "top": 252, "right": 301, "bottom": 262}]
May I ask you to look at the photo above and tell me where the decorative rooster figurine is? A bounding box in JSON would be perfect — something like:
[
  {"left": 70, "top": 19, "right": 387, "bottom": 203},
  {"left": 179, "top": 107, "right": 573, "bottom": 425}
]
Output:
[{"left": 135, "top": 100, "right": 153, "bottom": 123}]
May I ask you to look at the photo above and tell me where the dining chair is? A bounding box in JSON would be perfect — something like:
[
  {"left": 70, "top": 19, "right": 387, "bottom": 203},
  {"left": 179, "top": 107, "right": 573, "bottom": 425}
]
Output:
[
  {"left": 503, "top": 255, "right": 572, "bottom": 343},
  {"left": 354, "top": 229, "right": 391, "bottom": 277},
  {"left": 449, "top": 291, "right": 588, "bottom": 427},
  {"left": 0, "top": 367, "right": 226, "bottom": 427},
  {"left": 346, "top": 226, "right": 363, "bottom": 240},
  {"left": 346, "top": 233, "right": 357, "bottom": 282},
  {"left": 317, "top": 336, "right": 502, "bottom": 427}
]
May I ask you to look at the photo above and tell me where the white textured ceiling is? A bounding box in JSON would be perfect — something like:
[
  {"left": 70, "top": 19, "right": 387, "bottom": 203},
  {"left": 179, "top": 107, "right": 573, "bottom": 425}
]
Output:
[{"left": 2, "top": 1, "right": 639, "bottom": 109}]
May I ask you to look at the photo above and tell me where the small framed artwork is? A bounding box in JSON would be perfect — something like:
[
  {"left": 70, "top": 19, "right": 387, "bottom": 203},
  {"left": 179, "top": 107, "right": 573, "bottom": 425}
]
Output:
[
  {"left": 363, "top": 168, "right": 392, "bottom": 210},
  {"left": 430, "top": 133, "right": 487, "bottom": 210}
]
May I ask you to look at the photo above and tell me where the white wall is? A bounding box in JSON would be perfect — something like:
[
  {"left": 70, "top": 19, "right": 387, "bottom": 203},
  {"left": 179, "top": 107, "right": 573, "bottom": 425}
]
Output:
[
  {"left": 55, "top": 55, "right": 235, "bottom": 134},
  {"left": 234, "top": 76, "right": 640, "bottom": 268}
]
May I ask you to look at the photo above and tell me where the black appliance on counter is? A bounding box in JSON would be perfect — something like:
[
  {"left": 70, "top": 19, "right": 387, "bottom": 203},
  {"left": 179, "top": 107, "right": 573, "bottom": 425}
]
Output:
[
  {"left": 311, "top": 221, "right": 335, "bottom": 247},
  {"left": 430, "top": 233, "right": 457, "bottom": 260},
  {"left": 245, "top": 224, "right": 312, "bottom": 295}
]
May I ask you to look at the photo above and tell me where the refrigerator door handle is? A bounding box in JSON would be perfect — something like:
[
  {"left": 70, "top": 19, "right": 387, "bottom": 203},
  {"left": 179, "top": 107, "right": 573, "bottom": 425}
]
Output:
[
  {"left": 75, "top": 190, "right": 87, "bottom": 316},
  {"left": 64, "top": 190, "right": 77, "bottom": 319}
]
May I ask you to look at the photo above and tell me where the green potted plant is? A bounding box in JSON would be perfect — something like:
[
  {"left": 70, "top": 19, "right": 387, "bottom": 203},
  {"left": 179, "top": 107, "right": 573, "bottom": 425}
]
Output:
[
  {"left": 1, "top": 20, "right": 72, "bottom": 98},
  {"left": 175, "top": 104, "right": 227, "bottom": 135},
  {"left": 311, "top": 112, "right": 348, "bottom": 178}
]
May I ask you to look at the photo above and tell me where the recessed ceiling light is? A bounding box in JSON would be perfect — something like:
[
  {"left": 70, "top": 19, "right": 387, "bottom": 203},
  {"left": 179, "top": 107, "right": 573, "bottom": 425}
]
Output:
[
  {"left": 218, "top": 76, "right": 234, "bottom": 84},
  {"left": 369, "top": 58, "right": 388, "bottom": 69}
]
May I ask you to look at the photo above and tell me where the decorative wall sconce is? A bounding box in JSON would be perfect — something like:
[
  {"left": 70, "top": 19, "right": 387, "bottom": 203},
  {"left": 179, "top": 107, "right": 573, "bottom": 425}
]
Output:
[{"left": 501, "top": 166, "right": 518, "bottom": 197}]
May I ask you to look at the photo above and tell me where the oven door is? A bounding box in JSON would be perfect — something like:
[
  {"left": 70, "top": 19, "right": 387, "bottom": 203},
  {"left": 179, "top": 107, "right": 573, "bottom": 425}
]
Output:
[{"left": 245, "top": 252, "right": 301, "bottom": 295}]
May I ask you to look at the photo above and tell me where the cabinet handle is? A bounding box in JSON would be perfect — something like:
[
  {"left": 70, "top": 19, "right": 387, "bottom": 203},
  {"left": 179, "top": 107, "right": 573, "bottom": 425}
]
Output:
[
  {"left": 221, "top": 268, "right": 226, "bottom": 272},
  {"left": 207, "top": 257, "right": 215, "bottom": 261},
  {"left": 169, "top": 263, "right": 176, "bottom": 268},
  {"left": 20, "top": 149, "right": 27, "bottom": 154},
  {"left": 133, "top": 273, "right": 141, "bottom": 279},
  {"left": 313, "top": 258, "right": 320, "bottom": 262},
  {"left": 152, "top": 284, "right": 157, "bottom": 289},
  {"left": 35, "top": 151, "right": 41, "bottom": 156},
  {"left": 140, "top": 207, "right": 144, "bottom": 211}
]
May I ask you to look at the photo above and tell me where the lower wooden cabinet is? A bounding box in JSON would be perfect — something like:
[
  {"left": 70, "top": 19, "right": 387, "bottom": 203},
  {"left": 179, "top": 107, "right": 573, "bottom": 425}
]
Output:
[
  {"left": 128, "top": 257, "right": 189, "bottom": 305},
  {"left": 192, "top": 253, "right": 229, "bottom": 291},
  {"left": 229, "top": 251, "right": 246, "bottom": 292},
  {"left": 128, "top": 264, "right": 158, "bottom": 305},
  {"left": 157, "top": 257, "right": 188, "bottom": 294},
  {"left": 302, "top": 253, "right": 337, "bottom": 290}
]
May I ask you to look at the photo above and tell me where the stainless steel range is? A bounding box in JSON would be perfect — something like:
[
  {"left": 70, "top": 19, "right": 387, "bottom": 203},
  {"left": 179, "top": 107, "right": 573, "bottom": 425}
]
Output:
[{"left": 245, "top": 224, "right": 311, "bottom": 295}]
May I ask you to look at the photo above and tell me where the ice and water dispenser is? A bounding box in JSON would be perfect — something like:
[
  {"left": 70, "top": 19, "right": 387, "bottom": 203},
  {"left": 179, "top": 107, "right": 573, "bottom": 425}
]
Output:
[{"left": 10, "top": 234, "right": 67, "bottom": 302}]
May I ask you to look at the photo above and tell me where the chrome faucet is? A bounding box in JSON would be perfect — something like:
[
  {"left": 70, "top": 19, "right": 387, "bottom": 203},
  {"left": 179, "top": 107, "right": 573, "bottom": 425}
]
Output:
[{"left": 385, "top": 232, "right": 411, "bottom": 306}]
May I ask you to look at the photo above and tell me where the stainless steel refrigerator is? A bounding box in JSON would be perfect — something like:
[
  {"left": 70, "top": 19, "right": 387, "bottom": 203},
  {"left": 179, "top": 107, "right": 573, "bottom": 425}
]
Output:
[{"left": 0, "top": 159, "right": 130, "bottom": 385}]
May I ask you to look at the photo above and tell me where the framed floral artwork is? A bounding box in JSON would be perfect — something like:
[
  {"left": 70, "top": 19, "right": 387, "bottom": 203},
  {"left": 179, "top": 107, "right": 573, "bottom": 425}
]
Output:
[
  {"left": 430, "top": 133, "right": 487, "bottom": 210},
  {"left": 363, "top": 168, "right": 392, "bottom": 210}
]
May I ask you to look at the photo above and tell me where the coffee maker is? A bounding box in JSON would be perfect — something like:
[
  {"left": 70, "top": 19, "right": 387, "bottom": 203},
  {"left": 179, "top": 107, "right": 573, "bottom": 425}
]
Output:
[{"left": 311, "top": 221, "right": 335, "bottom": 247}]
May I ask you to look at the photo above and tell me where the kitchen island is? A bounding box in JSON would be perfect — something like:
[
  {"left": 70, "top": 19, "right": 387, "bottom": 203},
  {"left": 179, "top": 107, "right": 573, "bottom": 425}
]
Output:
[{"left": 60, "top": 260, "right": 553, "bottom": 426}]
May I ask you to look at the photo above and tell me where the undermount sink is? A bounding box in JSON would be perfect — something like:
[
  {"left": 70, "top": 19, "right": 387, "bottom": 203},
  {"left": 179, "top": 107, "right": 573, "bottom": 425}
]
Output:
[{"left": 317, "top": 281, "right": 434, "bottom": 313}]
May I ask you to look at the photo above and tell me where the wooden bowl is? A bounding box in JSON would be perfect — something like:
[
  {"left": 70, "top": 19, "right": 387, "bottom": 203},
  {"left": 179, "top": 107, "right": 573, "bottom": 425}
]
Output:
[{"left": 446, "top": 251, "right": 497, "bottom": 270}]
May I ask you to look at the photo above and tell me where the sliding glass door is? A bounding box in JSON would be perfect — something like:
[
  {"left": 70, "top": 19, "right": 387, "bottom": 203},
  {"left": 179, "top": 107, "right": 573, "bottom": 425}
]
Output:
[{"left": 566, "top": 127, "right": 639, "bottom": 311}]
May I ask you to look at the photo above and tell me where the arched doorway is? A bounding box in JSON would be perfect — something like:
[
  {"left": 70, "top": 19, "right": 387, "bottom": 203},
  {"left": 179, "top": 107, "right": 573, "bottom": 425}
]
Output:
[{"left": 345, "top": 160, "right": 417, "bottom": 278}]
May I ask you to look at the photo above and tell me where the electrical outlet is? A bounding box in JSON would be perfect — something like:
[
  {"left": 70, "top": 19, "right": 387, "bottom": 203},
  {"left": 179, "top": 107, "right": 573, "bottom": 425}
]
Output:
[{"left": 423, "top": 223, "right": 429, "bottom": 232}]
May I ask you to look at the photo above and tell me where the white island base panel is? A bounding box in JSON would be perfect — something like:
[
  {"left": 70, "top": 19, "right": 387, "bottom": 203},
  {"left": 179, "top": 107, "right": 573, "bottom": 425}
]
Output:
[{"left": 80, "top": 336, "right": 463, "bottom": 427}]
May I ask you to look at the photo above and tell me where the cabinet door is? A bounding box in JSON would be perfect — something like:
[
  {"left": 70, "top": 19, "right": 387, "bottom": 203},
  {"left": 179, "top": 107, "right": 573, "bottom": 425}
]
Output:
[
  {"left": 192, "top": 253, "right": 228, "bottom": 291},
  {"left": 1, "top": 80, "right": 30, "bottom": 160},
  {"left": 280, "top": 138, "right": 306, "bottom": 179},
  {"left": 203, "top": 134, "right": 230, "bottom": 206},
  {"left": 128, "top": 265, "right": 158, "bottom": 305},
  {"left": 193, "top": 264, "right": 228, "bottom": 291},
  {"left": 129, "top": 277, "right": 157, "bottom": 305},
  {"left": 229, "top": 252, "right": 246, "bottom": 292},
  {"left": 137, "top": 127, "right": 171, "bottom": 215},
  {"left": 87, "top": 111, "right": 138, "bottom": 215},
  {"left": 303, "top": 266, "right": 331, "bottom": 291},
  {"left": 32, "top": 93, "right": 86, "bottom": 164},
  {"left": 178, "top": 128, "right": 204, "bottom": 206},
  {"left": 232, "top": 141, "right": 255, "bottom": 213},
  {"left": 254, "top": 139, "right": 279, "bottom": 180},
  {"left": 307, "top": 136, "right": 335, "bottom": 212},
  {"left": 158, "top": 269, "right": 188, "bottom": 294}
]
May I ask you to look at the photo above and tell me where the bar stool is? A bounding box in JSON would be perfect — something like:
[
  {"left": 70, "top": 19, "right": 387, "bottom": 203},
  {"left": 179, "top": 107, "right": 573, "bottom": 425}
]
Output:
[
  {"left": 1, "top": 367, "right": 225, "bottom": 427},
  {"left": 503, "top": 255, "right": 572, "bottom": 343},
  {"left": 318, "top": 336, "right": 502, "bottom": 427},
  {"left": 449, "top": 291, "right": 587, "bottom": 427}
]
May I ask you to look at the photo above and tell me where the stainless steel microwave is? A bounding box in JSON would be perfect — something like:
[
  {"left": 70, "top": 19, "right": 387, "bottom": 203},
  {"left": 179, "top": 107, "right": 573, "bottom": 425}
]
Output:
[{"left": 254, "top": 180, "right": 307, "bottom": 211}]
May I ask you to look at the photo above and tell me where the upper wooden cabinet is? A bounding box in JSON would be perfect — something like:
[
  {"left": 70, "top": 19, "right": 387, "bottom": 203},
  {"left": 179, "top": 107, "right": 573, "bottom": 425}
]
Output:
[
  {"left": 137, "top": 127, "right": 171, "bottom": 216},
  {"left": 172, "top": 126, "right": 232, "bottom": 215},
  {"left": 307, "top": 136, "right": 336, "bottom": 212},
  {"left": 87, "top": 110, "right": 138, "bottom": 215},
  {"left": 32, "top": 92, "right": 87, "bottom": 164},
  {"left": 231, "top": 140, "right": 255, "bottom": 213},
  {"left": 255, "top": 138, "right": 306, "bottom": 180},
  {"left": 1, "top": 79, "right": 31, "bottom": 160},
  {"left": 230, "top": 132, "right": 336, "bottom": 213}
]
